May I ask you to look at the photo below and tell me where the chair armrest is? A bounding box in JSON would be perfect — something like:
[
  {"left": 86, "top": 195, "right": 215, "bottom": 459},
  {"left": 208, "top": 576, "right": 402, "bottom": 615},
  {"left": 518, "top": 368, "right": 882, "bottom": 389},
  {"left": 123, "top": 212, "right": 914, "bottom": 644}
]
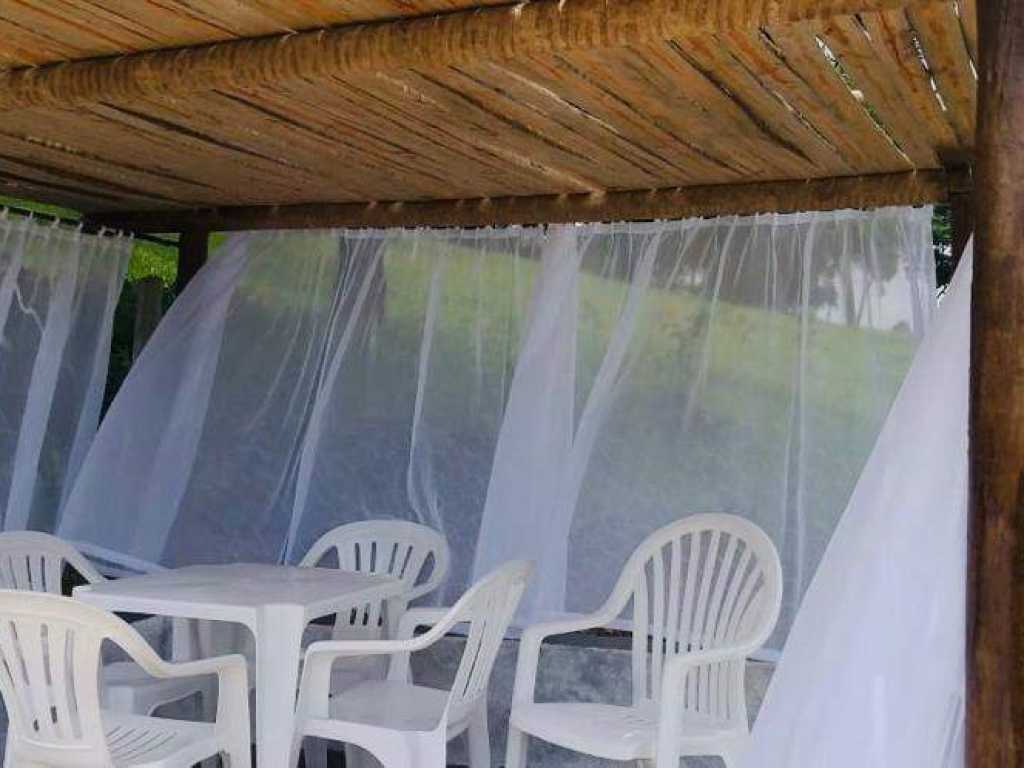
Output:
[
  {"left": 655, "top": 646, "right": 754, "bottom": 758},
  {"left": 99, "top": 614, "right": 250, "bottom": 739},
  {"left": 511, "top": 609, "right": 624, "bottom": 706},
  {"left": 396, "top": 607, "right": 451, "bottom": 640},
  {"left": 305, "top": 636, "right": 432, "bottom": 664},
  {"left": 658, "top": 646, "right": 752, "bottom": 692},
  {"left": 148, "top": 654, "right": 246, "bottom": 680},
  {"left": 299, "top": 616, "right": 456, "bottom": 714},
  {"left": 135, "top": 653, "right": 250, "bottom": 738},
  {"left": 389, "top": 606, "right": 452, "bottom": 681}
]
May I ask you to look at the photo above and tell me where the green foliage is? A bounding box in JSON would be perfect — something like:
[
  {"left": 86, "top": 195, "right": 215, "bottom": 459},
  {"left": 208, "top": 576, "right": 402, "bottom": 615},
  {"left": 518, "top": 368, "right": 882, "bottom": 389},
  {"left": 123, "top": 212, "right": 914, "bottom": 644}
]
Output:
[
  {"left": 0, "top": 195, "right": 80, "bottom": 220},
  {"left": 0, "top": 195, "right": 180, "bottom": 287},
  {"left": 127, "top": 240, "right": 178, "bottom": 287},
  {"left": 0, "top": 198, "right": 178, "bottom": 410},
  {"left": 932, "top": 203, "right": 956, "bottom": 291}
]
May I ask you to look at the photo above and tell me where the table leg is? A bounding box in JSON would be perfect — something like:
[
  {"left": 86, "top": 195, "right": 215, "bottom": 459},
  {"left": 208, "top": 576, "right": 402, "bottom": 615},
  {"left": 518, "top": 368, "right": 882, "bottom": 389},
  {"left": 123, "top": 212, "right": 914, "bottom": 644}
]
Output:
[
  {"left": 170, "top": 617, "right": 194, "bottom": 661},
  {"left": 171, "top": 617, "right": 219, "bottom": 738},
  {"left": 253, "top": 606, "right": 306, "bottom": 767}
]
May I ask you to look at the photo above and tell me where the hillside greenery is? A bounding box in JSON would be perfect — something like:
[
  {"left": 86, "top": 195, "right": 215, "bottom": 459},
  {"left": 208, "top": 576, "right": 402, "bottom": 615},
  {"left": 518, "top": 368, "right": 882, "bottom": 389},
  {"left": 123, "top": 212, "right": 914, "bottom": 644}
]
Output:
[{"left": 1, "top": 195, "right": 955, "bottom": 413}]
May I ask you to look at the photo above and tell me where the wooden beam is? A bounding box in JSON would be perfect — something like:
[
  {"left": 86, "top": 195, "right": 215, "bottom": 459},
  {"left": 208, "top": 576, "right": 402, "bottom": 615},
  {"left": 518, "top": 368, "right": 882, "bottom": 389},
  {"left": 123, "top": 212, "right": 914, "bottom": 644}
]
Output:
[
  {"left": 0, "top": 0, "right": 947, "bottom": 112},
  {"left": 0, "top": 203, "right": 178, "bottom": 247},
  {"left": 175, "top": 228, "right": 209, "bottom": 294},
  {"left": 85, "top": 169, "right": 964, "bottom": 233},
  {"left": 968, "top": 1, "right": 1024, "bottom": 766}
]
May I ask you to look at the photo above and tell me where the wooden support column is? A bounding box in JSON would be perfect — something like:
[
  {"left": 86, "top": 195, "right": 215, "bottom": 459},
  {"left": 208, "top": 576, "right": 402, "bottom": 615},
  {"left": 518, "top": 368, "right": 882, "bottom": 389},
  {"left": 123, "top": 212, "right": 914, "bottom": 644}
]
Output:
[
  {"left": 968, "top": 1, "right": 1024, "bottom": 766},
  {"left": 175, "top": 228, "right": 209, "bottom": 295},
  {"left": 951, "top": 190, "right": 975, "bottom": 262},
  {"left": 131, "top": 276, "right": 164, "bottom": 360}
]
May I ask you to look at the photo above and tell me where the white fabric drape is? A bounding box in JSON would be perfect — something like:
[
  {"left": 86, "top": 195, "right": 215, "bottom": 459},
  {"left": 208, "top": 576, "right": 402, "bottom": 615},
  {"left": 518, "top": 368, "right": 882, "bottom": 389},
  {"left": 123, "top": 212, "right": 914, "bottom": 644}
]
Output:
[
  {"left": 59, "top": 209, "right": 934, "bottom": 641},
  {"left": 473, "top": 210, "right": 936, "bottom": 637},
  {"left": 0, "top": 212, "right": 129, "bottom": 534},
  {"left": 743, "top": 245, "right": 970, "bottom": 767}
]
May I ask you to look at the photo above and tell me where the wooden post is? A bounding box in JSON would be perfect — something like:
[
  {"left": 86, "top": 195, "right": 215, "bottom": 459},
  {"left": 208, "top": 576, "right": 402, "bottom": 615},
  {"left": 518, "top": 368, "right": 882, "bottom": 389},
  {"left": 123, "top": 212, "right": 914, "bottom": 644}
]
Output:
[
  {"left": 950, "top": 190, "right": 975, "bottom": 262},
  {"left": 175, "top": 228, "right": 209, "bottom": 295},
  {"left": 968, "top": 2, "right": 1024, "bottom": 766},
  {"left": 131, "top": 276, "right": 164, "bottom": 360}
]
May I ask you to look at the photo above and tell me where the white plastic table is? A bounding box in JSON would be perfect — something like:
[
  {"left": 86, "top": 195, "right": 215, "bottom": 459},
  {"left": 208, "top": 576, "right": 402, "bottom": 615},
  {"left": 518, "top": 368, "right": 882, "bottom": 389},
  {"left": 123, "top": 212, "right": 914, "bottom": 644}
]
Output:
[{"left": 75, "top": 563, "right": 403, "bottom": 766}]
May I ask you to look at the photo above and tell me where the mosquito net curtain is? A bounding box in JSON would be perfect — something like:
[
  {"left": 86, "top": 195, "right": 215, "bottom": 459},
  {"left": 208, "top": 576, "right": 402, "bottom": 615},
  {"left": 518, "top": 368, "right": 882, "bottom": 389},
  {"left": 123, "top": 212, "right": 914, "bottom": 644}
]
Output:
[
  {"left": 0, "top": 213, "right": 129, "bottom": 534},
  {"left": 743, "top": 246, "right": 970, "bottom": 768},
  {"left": 60, "top": 208, "right": 935, "bottom": 642}
]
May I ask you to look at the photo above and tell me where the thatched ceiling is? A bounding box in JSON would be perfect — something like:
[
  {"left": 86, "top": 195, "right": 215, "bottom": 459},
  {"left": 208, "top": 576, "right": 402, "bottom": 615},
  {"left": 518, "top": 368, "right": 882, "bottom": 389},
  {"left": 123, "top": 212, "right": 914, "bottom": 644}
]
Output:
[
  {"left": 0, "top": 0, "right": 511, "bottom": 69},
  {"left": 0, "top": 0, "right": 977, "bottom": 221}
]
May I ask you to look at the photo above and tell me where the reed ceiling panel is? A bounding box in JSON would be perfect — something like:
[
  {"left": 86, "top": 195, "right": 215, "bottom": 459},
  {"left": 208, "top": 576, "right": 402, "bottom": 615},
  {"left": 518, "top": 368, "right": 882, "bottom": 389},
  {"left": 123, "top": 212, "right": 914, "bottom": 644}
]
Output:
[
  {"left": 0, "top": 0, "right": 511, "bottom": 69},
  {"left": 0, "top": 1, "right": 977, "bottom": 214}
]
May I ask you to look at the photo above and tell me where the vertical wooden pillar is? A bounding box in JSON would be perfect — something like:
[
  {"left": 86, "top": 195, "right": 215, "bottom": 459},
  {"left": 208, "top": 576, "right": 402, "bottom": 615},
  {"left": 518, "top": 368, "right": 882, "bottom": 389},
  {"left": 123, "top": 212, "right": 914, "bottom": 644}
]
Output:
[
  {"left": 968, "top": 2, "right": 1024, "bottom": 766},
  {"left": 132, "top": 275, "right": 164, "bottom": 360},
  {"left": 175, "top": 227, "right": 209, "bottom": 295},
  {"left": 950, "top": 190, "right": 975, "bottom": 262}
]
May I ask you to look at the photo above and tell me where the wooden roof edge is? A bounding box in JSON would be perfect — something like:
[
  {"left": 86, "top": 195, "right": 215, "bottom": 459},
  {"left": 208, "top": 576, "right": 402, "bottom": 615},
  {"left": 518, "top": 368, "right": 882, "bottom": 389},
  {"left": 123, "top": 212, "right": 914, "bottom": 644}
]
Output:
[
  {"left": 84, "top": 168, "right": 970, "bottom": 233},
  {"left": 0, "top": 0, "right": 948, "bottom": 113},
  {"left": 0, "top": 203, "right": 179, "bottom": 246}
]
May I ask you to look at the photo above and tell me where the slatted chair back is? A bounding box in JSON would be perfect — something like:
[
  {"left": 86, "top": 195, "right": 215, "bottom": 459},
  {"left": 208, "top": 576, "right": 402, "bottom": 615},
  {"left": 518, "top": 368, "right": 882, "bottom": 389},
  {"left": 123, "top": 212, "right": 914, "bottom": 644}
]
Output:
[
  {"left": 0, "top": 591, "right": 156, "bottom": 766},
  {"left": 301, "top": 520, "right": 450, "bottom": 639},
  {"left": 444, "top": 560, "right": 531, "bottom": 722},
  {"left": 0, "top": 531, "right": 103, "bottom": 594},
  {"left": 620, "top": 515, "right": 782, "bottom": 726}
]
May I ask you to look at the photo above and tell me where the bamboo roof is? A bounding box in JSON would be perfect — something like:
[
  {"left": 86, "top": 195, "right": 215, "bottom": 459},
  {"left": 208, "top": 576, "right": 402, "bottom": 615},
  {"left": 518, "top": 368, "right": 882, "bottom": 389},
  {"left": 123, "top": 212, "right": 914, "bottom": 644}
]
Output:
[{"left": 0, "top": 0, "right": 977, "bottom": 226}]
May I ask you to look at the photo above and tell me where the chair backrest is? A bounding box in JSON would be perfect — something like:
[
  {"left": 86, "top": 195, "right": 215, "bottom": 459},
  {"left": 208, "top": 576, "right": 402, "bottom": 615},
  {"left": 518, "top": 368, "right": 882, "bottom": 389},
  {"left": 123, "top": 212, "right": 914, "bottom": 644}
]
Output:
[
  {"left": 0, "top": 591, "right": 155, "bottom": 767},
  {"left": 301, "top": 520, "right": 450, "bottom": 639},
  {"left": 0, "top": 532, "right": 103, "bottom": 593},
  {"left": 615, "top": 514, "right": 782, "bottom": 725},
  {"left": 443, "top": 561, "right": 531, "bottom": 721}
]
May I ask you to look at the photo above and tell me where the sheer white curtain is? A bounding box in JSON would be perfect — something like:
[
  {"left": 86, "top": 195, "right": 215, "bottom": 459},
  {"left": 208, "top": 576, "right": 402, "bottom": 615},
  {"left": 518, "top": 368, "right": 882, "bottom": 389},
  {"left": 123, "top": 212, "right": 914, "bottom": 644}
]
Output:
[
  {"left": 474, "top": 210, "right": 936, "bottom": 637},
  {"left": 742, "top": 246, "right": 970, "bottom": 767},
  {"left": 62, "top": 229, "right": 540, "bottom": 580},
  {"left": 0, "top": 211, "right": 129, "bottom": 534},
  {"left": 59, "top": 209, "right": 934, "bottom": 642}
]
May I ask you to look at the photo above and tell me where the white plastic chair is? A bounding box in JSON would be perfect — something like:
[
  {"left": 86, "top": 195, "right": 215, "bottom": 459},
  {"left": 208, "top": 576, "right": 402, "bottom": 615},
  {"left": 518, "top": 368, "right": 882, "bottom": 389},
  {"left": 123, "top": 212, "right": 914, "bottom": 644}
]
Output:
[
  {"left": 0, "top": 531, "right": 214, "bottom": 717},
  {"left": 0, "top": 590, "right": 251, "bottom": 767},
  {"left": 296, "top": 522, "right": 451, "bottom": 768},
  {"left": 506, "top": 515, "right": 782, "bottom": 768},
  {"left": 291, "top": 560, "right": 532, "bottom": 768},
  {"left": 300, "top": 520, "right": 450, "bottom": 636},
  {"left": 299, "top": 521, "right": 450, "bottom": 685}
]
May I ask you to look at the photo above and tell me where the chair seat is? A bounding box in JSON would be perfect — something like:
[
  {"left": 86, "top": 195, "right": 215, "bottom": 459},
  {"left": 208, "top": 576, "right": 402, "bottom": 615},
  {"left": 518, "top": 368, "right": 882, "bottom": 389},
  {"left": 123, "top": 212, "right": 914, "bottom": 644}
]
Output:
[
  {"left": 511, "top": 703, "right": 737, "bottom": 761},
  {"left": 328, "top": 680, "right": 450, "bottom": 732},
  {"left": 103, "top": 712, "right": 218, "bottom": 767}
]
